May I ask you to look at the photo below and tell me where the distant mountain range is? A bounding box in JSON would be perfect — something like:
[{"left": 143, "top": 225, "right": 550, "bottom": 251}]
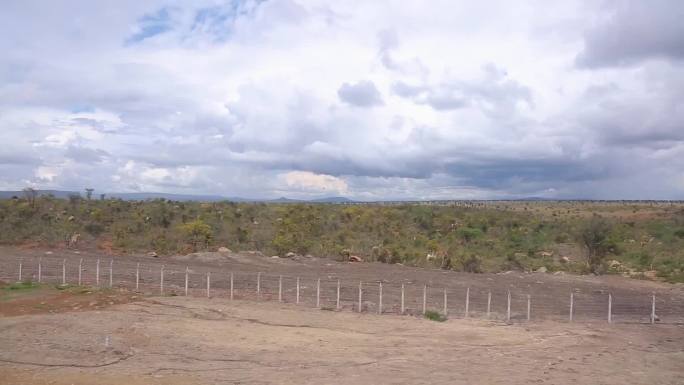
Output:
[
  {"left": 0, "top": 190, "right": 355, "bottom": 203},
  {"left": 3, "top": 190, "right": 676, "bottom": 203}
]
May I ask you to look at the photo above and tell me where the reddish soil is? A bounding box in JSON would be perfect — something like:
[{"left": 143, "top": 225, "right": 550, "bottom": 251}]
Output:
[{"left": 0, "top": 282, "right": 140, "bottom": 317}]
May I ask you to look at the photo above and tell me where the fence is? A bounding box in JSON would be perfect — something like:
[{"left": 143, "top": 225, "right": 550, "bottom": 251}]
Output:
[{"left": 2, "top": 255, "right": 683, "bottom": 325}]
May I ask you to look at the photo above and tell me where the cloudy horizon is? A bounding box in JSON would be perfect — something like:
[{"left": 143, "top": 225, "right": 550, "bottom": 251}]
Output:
[{"left": 1, "top": 0, "right": 683, "bottom": 200}]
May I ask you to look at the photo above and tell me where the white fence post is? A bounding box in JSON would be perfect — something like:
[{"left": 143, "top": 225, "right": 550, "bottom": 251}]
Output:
[
  {"left": 316, "top": 278, "right": 320, "bottom": 308},
  {"left": 378, "top": 282, "right": 383, "bottom": 314},
  {"left": 62, "top": 259, "right": 66, "bottom": 285},
  {"left": 651, "top": 293, "right": 656, "bottom": 324},
  {"left": 184, "top": 267, "right": 189, "bottom": 296},
  {"left": 336, "top": 279, "right": 341, "bottom": 310},
  {"left": 78, "top": 258, "right": 83, "bottom": 286},
  {"left": 569, "top": 292, "right": 574, "bottom": 322},
  {"left": 160, "top": 265, "right": 164, "bottom": 295},
  {"left": 526, "top": 294, "right": 531, "bottom": 321},
  {"left": 230, "top": 272, "right": 234, "bottom": 300},
  {"left": 422, "top": 285, "right": 427, "bottom": 315},
  {"left": 608, "top": 293, "right": 613, "bottom": 323},
  {"left": 37, "top": 258, "right": 42, "bottom": 283},
  {"left": 18, "top": 259, "right": 22, "bottom": 282},
  {"left": 135, "top": 263, "right": 140, "bottom": 291},
  {"left": 507, "top": 290, "right": 511, "bottom": 322},
  {"left": 257, "top": 272, "right": 261, "bottom": 299},
  {"left": 358, "top": 281, "right": 363, "bottom": 312},
  {"left": 109, "top": 259, "right": 113, "bottom": 288},
  {"left": 487, "top": 291, "right": 491, "bottom": 319},
  {"left": 96, "top": 259, "right": 100, "bottom": 286},
  {"left": 279, "top": 275, "right": 283, "bottom": 302},
  {"left": 401, "top": 284, "right": 405, "bottom": 314},
  {"left": 443, "top": 288, "right": 448, "bottom": 316},
  {"left": 206, "top": 272, "right": 211, "bottom": 298},
  {"left": 296, "top": 277, "right": 300, "bottom": 304},
  {"left": 465, "top": 287, "right": 470, "bottom": 318}
]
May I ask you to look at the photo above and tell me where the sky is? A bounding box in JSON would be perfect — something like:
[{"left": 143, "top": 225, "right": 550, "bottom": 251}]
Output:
[{"left": 1, "top": 0, "right": 683, "bottom": 200}]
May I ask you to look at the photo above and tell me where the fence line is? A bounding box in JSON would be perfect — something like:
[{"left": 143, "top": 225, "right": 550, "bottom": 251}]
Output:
[{"left": 1, "top": 255, "right": 682, "bottom": 325}]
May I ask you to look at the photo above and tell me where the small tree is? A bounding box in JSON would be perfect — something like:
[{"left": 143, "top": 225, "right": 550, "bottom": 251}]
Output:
[
  {"left": 579, "top": 217, "right": 614, "bottom": 274},
  {"left": 179, "top": 219, "right": 213, "bottom": 251},
  {"left": 22, "top": 187, "right": 37, "bottom": 209},
  {"left": 85, "top": 188, "right": 94, "bottom": 200}
]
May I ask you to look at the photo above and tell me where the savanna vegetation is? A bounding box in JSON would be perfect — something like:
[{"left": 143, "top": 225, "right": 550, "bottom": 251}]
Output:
[{"left": 1, "top": 192, "right": 684, "bottom": 282}]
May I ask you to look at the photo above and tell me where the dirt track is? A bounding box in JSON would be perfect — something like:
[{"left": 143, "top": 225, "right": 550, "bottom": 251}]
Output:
[{"left": 1, "top": 296, "right": 683, "bottom": 385}]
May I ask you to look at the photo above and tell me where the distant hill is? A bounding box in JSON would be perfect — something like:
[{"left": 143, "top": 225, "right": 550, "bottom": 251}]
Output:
[
  {"left": 106, "top": 192, "right": 230, "bottom": 202},
  {"left": 0, "top": 190, "right": 355, "bottom": 203},
  {"left": 0, "top": 190, "right": 81, "bottom": 199}
]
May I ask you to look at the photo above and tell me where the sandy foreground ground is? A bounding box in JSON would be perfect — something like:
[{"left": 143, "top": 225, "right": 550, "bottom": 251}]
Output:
[{"left": 1, "top": 295, "right": 683, "bottom": 385}]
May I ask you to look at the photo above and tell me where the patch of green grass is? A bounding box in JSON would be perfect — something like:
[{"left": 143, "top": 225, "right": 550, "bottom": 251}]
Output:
[
  {"left": 54, "top": 284, "right": 95, "bottom": 294},
  {"left": 4, "top": 281, "right": 40, "bottom": 291},
  {"left": 424, "top": 310, "right": 447, "bottom": 322}
]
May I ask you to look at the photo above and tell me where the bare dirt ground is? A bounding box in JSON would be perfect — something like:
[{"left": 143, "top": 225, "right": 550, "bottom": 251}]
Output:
[{"left": 1, "top": 291, "right": 683, "bottom": 385}]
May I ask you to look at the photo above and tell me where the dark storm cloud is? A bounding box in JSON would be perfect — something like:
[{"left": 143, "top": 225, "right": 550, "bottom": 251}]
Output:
[
  {"left": 576, "top": 0, "right": 684, "bottom": 68},
  {"left": 337, "top": 81, "right": 384, "bottom": 107},
  {"left": 571, "top": 65, "right": 684, "bottom": 148}
]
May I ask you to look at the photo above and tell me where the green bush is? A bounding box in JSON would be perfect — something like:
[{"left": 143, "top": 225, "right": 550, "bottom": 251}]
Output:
[{"left": 424, "top": 310, "right": 447, "bottom": 322}]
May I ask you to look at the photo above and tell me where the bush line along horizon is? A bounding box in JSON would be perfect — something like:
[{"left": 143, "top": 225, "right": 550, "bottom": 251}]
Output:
[{"left": 1, "top": 193, "right": 683, "bottom": 283}]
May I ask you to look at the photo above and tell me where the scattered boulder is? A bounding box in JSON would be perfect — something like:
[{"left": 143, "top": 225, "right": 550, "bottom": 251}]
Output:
[
  {"left": 271, "top": 255, "right": 280, "bottom": 259},
  {"left": 349, "top": 255, "right": 363, "bottom": 262},
  {"left": 217, "top": 247, "right": 231, "bottom": 253},
  {"left": 643, "top": 270, "right": 658, "bottom": 280},
  {"left": 67, "top": 215, "right": 75, "bottom": 222},
  {"left": 538, "top": 251, "right": 553, "bottom": 258},
  {"left": 560, "top": 256, "right": 570, "bottom": 264},
  {"left": 535, "top": 266, "right": 548, "bottom": 273},
  {"left": 147, "top": 251, "right": 158, "bottom": 258},
  {"left": 608, "top": 260, "right": 622, "bottom": 269},
  {"left": 285, "top": 252, "right": 296, "bottom": 259},
  {"left": 67, "top": 233, "right": 80, "bottom": 248}
]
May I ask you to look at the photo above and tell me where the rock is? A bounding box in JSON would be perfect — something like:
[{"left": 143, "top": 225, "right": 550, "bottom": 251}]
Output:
[
  {"left": 217, "top": 247, "right": 231, "bottom": 253},
  {"left": 514, "top": 252, "right": 527, "bottom": 259},
  {"left": 608, "top": 260, "right": 622, "bottom": 269},
  {"left": 538, "top": 251, "right": 553, "bottom": 258},
  {"left": 147, "top": 251, "right": 158, "bottom": 258},
  {"left": 536, "top": 266, "right": 548, "bottom": 273},
  {"left": 271, "top": 255, "right": 280, "bottom": 259},
  {"left": 45, "top": 251, "right": 53, "bottom": 255},
  {"left": 67, "top": 215, "right": 75, "bottom": 221},
  {"left": 560, "top": 256, "right": 570, "bottom": 263},
  {"left": 553, "top": 271, "right": 565, "bottom": 275},
  {"left": 285, "top": 252, "right": 296, "bottom": 259},
  {"left": 349, "top": 255, "right": 363, "bottom": 262},
  {"left": 643, "top": 270, "right": 658, "bottom": 279}
]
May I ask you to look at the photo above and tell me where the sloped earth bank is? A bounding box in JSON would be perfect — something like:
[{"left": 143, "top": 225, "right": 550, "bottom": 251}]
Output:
[
  {"left": 0, "top": 296, "right": 683, "bottom": 385},
  {"left": 1, "top": 246, "right": 684, "bottom": 323}
]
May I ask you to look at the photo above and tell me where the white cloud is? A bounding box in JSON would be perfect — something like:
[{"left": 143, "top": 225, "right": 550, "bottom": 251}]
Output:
[
  {"left": 282, "top": 171, "right": 349, "bottom": 195},
  {"left": 0, "top": 0, "right": 682, "bottom": 199}
]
